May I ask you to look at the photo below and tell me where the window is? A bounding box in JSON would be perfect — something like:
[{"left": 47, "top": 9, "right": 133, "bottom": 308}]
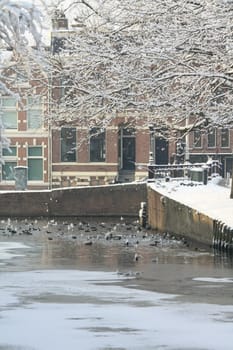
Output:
[
  {"left": 0, "top": 97, "right": 17, "bottom": 129},
  {"left": 52, "top": 37, "right": 66, "bottom": 54},
  {"left": 27, "top": 97, "right": 43, "bottom": 129},
  {"left": 60, "top": 77, "right": 66, "bottom": 98},
  {"left": 90, "top": 128, "right": 106, "bottom": 162},
  {"left": 207, "top": 128, "right": 216, "bottom": 148},
  {"left": 60, "top": 76, "right": 70, "bottom": 99},
  {"left": 2, "top": 162, "right": 17, "bottom": 180},
  {"left": 193, "top": 130, "right": 202, "bottom": 148},
  {"left": 28, "top": 146, "right": 43, "bottom": 180},
  {"left": 59, "top": 76, "right": 74, "bottom": 105},
  {"left": 2, "top": 146, "right": 17, "bottom": 181},
  {"left": 61, "top": 128, "right": 76, "bottom": 162},
  {"left": 221, "top": 129, "right": 229, "bottom": 148},
  {"left": 3, "top": 147, "right": 17, "bottom": 157}
]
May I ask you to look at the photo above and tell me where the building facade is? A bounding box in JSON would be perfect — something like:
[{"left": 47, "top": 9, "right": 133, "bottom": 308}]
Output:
[
  {"left": 0, "top": 12, "right": 232, "bottom": 190},
  {"left": 0, "top": 89, "right": 49, "bottom": 190},
  {"left": 188, "top": 128, "right": 233, "bottom": 178}
]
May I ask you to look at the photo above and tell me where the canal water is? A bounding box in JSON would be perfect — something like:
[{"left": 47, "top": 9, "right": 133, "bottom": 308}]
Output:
[{"left": 0, "top": 217, "right": 233, "bottom": 350}]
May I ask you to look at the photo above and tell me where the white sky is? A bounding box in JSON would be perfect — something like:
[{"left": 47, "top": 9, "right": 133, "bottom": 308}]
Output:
[{"left": 28, "top": 0, "right": 79, "bottom": 45}]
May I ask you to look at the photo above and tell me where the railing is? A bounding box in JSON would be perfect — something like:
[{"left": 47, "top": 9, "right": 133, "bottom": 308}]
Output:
[{"left": 147, "top": 160, "right": 222, "bottom": 181}]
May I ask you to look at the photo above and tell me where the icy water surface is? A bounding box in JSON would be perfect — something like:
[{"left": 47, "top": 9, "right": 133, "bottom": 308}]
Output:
[{"left": 0, "top": 217, "right": 233, "bottom": 350}]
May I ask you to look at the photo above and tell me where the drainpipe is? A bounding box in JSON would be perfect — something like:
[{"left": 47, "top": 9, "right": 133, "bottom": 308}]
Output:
[{"left": 47, "top": 73, "right": 52, "bottom": 190}]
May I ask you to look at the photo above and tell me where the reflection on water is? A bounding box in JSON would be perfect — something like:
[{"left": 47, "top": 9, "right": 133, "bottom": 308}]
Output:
[
  {"left": 0, "top": 217, "right": 233, "bottom": 304},
  {"left": 1, "top": 218, "right": 233, "bottom": 350}
]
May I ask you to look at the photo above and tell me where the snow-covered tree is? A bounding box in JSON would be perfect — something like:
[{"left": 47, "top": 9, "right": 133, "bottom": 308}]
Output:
[
  {"left": 0, "top": 0, "right": 44, "bottom": 86},
  {"left": 48, "top": 0, "right": 233, "bottom": 142},
  {"left": 0, "top": 0, "right": 44, "bottom": 159}
]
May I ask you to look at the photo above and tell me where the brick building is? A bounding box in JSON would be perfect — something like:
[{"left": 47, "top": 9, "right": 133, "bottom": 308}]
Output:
[
  {"left": 49, "top": 11, "right": 149, "bottom": 187},
  {"left": 0, "top": 12, "right": 232, "bottom": 190},
  {"left": 0, "top": 54, "right": 49, "bottom": 190},
  {"left": 188, "top": 128, "right": 233, "bottom": 178}
]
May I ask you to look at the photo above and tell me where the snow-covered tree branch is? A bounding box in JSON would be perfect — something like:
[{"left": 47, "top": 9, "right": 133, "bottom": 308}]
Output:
[
  {"left": 0, "top": 0, "right": 43, "bottom": 50},
  {"left": 48, "top": 0, "right": 233, "bottom": 139},
  {"left": 0, "top": 0, "right": 44, "bottom": 158}
]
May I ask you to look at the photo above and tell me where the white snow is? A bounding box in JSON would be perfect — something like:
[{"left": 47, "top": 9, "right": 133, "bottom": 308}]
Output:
[
  {"left": 0, "top": 225, "right": 233, "bottom": 349},
  {"left": 149, "top": 177, "right": 233, "bottom": 228},
  {"left": 0, "top": 241, "right": 29, "bottom": 262},
  {"left": 193, "top": 277, "right": 233, "bottom": 283},
  {"left": 0, "top": 269, "right": 233, "bottom": 350}
]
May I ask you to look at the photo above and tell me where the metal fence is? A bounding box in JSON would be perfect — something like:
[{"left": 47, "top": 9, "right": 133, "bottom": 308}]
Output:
[{"left": 148, "top": 160, "right": 222, "bottom": 181}]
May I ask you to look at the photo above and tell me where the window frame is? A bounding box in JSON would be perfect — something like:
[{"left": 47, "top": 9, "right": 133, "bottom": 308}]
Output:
[
  {"left": 207, "top": 128, "right": 216, "bottom": 148},
  {"left": 27, "top": 146, "right": 43, "bottom": 181},
  {"left": 2, "top": 161, "right": 17, "bottom": 181},
  {"left": 1, "top": 146, "right": 17, "bottom": 181},
  {"left": 193, "top": 130, "right": 202, "bottom": 148},
  {"left": 89, "top": 128, "right": 106, "bottom": 163},
  {"left": 60, "top": 127, "right": 77, "bottom": 162},
  {"left": 220, "top": 128, "right": 230, "bottom": 148}
]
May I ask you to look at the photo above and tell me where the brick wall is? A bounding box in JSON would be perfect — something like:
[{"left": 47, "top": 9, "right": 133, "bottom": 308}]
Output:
[{"left": 0, "top": 183, "right": 147, "bottom": 217}]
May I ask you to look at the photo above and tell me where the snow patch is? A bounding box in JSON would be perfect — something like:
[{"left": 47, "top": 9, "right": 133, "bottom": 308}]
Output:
[{"left": 149, "top": 179, "right": 233, "bottom": 228}]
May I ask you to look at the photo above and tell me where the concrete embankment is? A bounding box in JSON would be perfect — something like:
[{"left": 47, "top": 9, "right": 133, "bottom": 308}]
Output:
[
  {"left": 0, "top": 183, "right": 147, "bottom": 218},
  {"left": 147, "top": 186, "right": 213, "bottom": 246},
  {"left": 2, "top": 180, "right": 232, "bottom": 251},
  {"left": 147, "top": 181, "right": 233, "bottom": 251}
]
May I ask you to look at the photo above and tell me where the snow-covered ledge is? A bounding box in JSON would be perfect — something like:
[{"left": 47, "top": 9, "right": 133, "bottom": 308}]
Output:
[{"left": 147, "top": 176, "right": 233, "bottom": 247}]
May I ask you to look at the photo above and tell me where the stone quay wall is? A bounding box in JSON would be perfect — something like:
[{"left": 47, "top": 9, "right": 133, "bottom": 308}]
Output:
[
  {"left": 147, "top": 186, "right": 213, "bottom": 246},
  {"left": 2, "top": 182, "right": 231, "bottom": 250},
  {"left": 0, "top": 183, "right": 147, "bottom": 218}
]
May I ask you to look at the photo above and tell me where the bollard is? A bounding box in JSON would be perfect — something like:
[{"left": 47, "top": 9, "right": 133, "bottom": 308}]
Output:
[
  {"left": 139, "top": 202, "right": 147, "bottom": 228},
  {"left": 203, "top": 167, "right": 208, "bottom": 185},
  {"left": 14, "top": 166, "right": 28, "bottom": 191}
]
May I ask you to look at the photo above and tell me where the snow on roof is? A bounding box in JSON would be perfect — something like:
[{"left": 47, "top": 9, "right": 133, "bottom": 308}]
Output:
[{"left": 149, "top": 177, "right": 233, "bottom": 228}]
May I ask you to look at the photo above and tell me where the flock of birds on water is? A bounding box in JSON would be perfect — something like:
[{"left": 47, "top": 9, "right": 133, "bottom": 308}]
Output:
[{"left": 0, "top": 216, "right": 188, "bottom": 265}]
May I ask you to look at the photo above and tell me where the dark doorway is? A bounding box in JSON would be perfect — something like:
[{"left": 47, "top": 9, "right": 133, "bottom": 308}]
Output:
[
  {"left": 122, "top": 137, "right": 135, "bottom": 170},
  {"left": 223, "top": 156, "right": 233, "bottom": 177},
  {"left": 118, "top": 127, "right": 136, "bottom": 182},
  {"left": 155, "top": 137, "right": 168, "bottom": 164}
]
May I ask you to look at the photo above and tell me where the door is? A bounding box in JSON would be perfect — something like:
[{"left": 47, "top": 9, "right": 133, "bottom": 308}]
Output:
[
  {"left": 118, "top": 127, "right": 136, "bottom": 170},
  {"left": 155, "top": 137, "right": 168, "bottom": 164},
  {"left": 122, "top": 137, "right": 135, "bottom": 170}
]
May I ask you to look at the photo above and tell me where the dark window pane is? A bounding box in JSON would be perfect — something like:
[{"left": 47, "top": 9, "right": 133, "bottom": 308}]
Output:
[
  {"left": 61, "top": 128, "right": 76, "bottom": 162},
  {"left": 221, "top": 129, "right": 229, "bottom": 148},
  {"left": 193, "top": 130, "right": 202, "bottom": 148},
  {"left": 3, "top": 147, "right": 17, "bottom": 157},
  {"left": 2, "top": 162, "right": 17, "bottom": 180},
  {"left": 90, "top": 128, "right": 105, "bottom": 162},
  {"left": 208, "top": 129, "right": 216, "bottom": 148},
  {"left": 28, "top": 159, "right": 43, "bottom": 180},
  {"left": 28, "top": 147, "right": 42, "bottom": 157}
]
